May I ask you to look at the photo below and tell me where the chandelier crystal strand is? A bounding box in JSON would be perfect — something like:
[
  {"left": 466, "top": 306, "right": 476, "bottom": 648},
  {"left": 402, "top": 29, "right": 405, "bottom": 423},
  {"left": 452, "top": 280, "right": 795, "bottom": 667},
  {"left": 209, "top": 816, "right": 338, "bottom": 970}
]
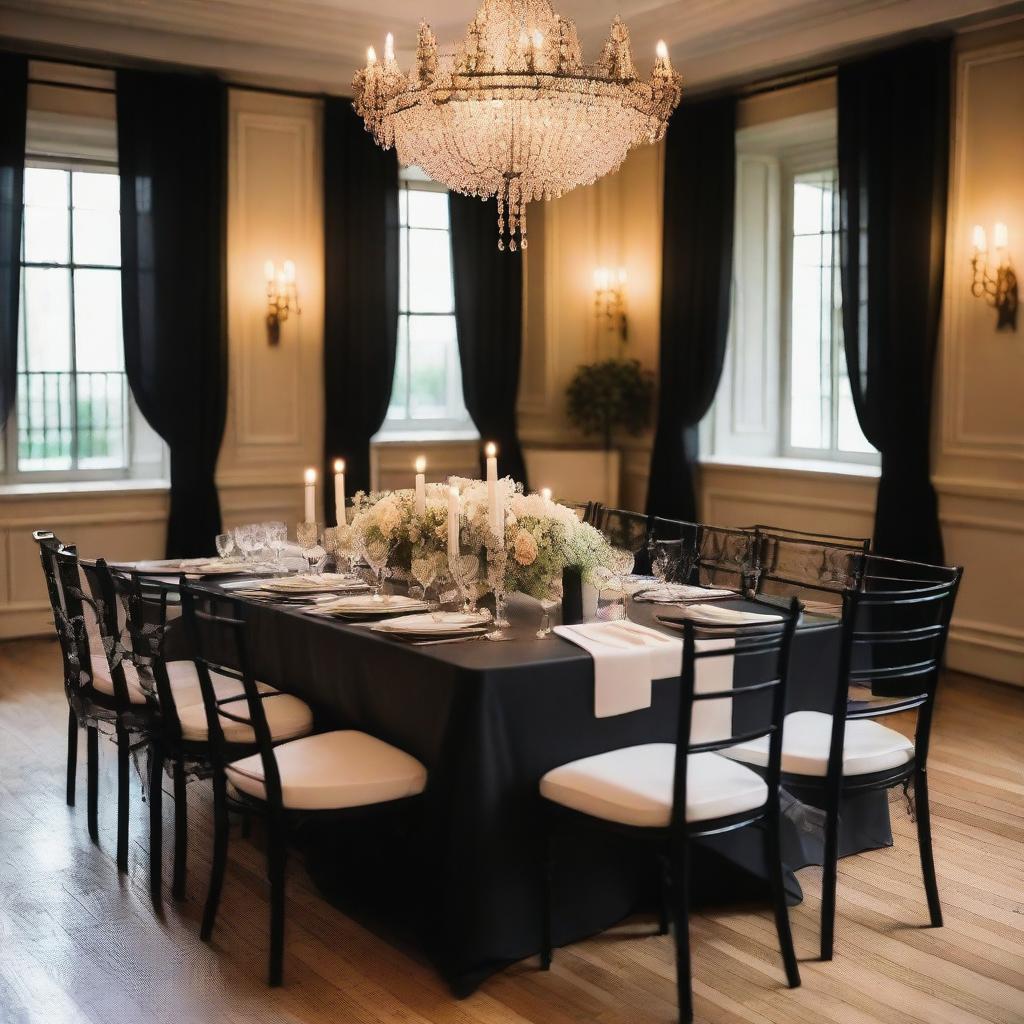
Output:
[{"left": 352, "top": 0, "right": 682, "bottom": 250}]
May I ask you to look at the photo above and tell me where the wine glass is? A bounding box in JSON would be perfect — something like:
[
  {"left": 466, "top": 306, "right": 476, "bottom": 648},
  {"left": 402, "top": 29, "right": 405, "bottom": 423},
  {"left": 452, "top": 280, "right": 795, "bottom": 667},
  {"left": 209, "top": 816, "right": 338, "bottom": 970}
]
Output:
[
  {"left": 448, "top": 552, "right": 480, "bottom": 613},
  {"left": 360, "top": 534, "right": 393, "bottom": 601},
  {"left": 536, "top": 577, "right": 563, "bottom": 638},
  {"left": 410, "top": 553, "right": 438, "bottom": 605},
  {"left": 296, "top": 522, "right": 322, "bottom": 576},
  {"left": 650, "top": 540, "right": 680, "bottom": 585},
  {"left": 215, "top": 532, "right": 236, "bottom": 560},
  {"left": 264, "top": 521, "right": 287, "bottom": 569},
  {"left": 485, "top": 537, "right": 510, "bottom": 632}
]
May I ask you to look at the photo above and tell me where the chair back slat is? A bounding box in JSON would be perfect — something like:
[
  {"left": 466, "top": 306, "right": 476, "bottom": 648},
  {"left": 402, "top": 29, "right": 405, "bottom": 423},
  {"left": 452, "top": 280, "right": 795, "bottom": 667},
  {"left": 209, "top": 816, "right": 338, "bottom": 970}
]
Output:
[
  {"left": 753, "top": 528, "right": 868, "bottom": 607},
  {"left": 833, "top": 555, "right": 963, "bottom": 769},
  {"left": 669, "top": 601, "right": 800, "bottom": 838},
  {"left": 180, "top": 582, "right": 286, "bottom": 810}
]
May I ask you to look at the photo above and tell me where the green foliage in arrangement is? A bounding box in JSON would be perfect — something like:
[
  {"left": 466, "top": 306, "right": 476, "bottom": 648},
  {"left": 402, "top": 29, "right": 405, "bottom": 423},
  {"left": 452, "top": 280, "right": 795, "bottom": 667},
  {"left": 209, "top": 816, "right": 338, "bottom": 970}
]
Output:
[{"left": 565, "top": 358, "right": 654, "bottom": 450}]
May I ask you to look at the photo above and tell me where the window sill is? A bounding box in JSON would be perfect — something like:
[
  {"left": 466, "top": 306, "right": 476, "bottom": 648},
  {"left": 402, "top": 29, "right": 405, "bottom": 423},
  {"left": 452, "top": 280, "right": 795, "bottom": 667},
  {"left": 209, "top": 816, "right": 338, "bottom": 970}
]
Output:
[
  {"left": 698, "top": 454, "right": 880, "bottom": 481},
  {"left": 0, "top": 477, "right": 171, "bottom": 500},
  {"left": 372, "top": 427, "right": 480, "bottom": 444}
]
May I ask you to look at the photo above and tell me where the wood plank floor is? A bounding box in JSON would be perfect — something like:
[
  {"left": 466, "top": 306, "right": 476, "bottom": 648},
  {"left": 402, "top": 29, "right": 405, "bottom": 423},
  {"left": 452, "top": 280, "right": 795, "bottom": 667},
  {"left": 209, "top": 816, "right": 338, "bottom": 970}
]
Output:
[{"left": 1, "top": 636, "right": 1022, "bottom": 1024}]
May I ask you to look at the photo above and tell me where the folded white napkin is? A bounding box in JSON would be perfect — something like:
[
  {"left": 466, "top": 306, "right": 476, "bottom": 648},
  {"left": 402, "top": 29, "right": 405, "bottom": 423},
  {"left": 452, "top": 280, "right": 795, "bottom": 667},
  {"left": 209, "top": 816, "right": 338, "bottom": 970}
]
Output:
[
  {"left": 554, "top": 620, "right": 682, "bottom": 718},
  {"left": 554, "top": 619, "right": 738, "bottom": 731},
  {"left": 672, "top": 604, "right": 783, "bottom": 625},
  {"left": 633, "top": 583, "right": 735, "bottom": 604}
]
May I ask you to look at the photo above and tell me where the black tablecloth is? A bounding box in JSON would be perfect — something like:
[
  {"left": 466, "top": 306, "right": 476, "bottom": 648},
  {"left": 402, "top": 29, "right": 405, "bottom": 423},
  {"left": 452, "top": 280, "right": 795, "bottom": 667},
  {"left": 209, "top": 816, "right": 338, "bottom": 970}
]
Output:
[{"left": 200, "top": 586, "right": 893, "bottom": 995}]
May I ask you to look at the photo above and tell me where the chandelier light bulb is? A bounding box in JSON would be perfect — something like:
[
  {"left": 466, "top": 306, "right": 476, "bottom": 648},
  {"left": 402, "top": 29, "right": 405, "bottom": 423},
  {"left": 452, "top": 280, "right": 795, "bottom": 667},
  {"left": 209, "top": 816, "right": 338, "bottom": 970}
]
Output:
[
  {"left": 656, "top": 39, "right": 668, "bottom": 60},
  {"left": 533, "top": 30, "right": 544, "bottom": 48},
  {"left": 385, "top": 32, "right": 395, "bottom": 61},
  {"left": 367, "top": 45, "right": 377, "bottom": 64}
]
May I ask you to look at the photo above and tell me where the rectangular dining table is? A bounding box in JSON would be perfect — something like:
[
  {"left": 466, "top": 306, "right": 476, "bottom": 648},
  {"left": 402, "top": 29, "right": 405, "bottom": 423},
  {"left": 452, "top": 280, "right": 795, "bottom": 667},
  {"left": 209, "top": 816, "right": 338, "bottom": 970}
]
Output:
[{"left": 191, "top": 582, "right": 894, "bottom": 996}]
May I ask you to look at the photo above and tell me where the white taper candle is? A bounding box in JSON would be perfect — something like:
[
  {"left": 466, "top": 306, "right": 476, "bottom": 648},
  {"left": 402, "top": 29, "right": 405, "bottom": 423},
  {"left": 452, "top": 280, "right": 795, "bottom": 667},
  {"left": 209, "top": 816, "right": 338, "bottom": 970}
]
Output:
[
  {"left": 333, "top": 458, "right": 346, "bottom": 526},
  {"left": 303, "top": 467, "right": 317, "bottom": 523},
  {"left": 414, "top": 455, "right": 426, "bottom": 516}
]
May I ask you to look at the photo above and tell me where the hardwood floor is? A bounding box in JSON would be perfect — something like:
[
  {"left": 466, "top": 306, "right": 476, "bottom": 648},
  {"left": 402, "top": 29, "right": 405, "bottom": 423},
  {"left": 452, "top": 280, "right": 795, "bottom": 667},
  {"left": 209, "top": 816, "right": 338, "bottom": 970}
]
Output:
[{"left": 1, "top": 636, "right": 1022, "bottom": 1024}]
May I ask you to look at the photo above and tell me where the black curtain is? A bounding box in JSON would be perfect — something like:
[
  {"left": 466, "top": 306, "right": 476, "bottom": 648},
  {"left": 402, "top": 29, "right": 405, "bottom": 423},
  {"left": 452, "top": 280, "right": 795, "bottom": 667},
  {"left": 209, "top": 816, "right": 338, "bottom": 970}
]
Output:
[
  {"left": 322, "top": 99, "right": 399, "bottom": 513},
  {"left": 646, "top": 96, "right": 736, "bottom": 521},
  {"left": 0, "top": 54, "right": 27, "bottom": 432},
  {"left": 449, "top": 193, "right": 528, "bottom": 487},
  {"left": 838, "top": 40, "right": 950, "bottom": 565},
  {"left": 118, "top": 69, "right": 228, "bottom": 558}
]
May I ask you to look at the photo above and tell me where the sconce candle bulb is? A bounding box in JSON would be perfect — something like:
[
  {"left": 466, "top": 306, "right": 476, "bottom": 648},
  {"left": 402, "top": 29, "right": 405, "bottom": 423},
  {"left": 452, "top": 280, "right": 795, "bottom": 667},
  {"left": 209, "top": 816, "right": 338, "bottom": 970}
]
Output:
[
  {"left": 971, "top": 222, "right": 1017, "bottom": 331},
  {"left": 593, "top": 265, "right": 628, "bottom": 343},
  {"left": 265, "top": 258, "right": 301, "bottom": 344}
]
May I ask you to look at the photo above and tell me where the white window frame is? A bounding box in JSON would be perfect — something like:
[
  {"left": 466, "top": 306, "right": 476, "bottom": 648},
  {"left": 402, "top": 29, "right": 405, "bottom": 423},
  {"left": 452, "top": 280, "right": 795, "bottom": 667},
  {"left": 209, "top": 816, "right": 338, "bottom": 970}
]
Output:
[
  {"left": 704, "top": 108, "right": 878, "bottom": 469},
  {"left": 378, "top": 169, "right": 475, "bottom": 438},
  {"left": 1, "top": 89, "right": 166, "bottom": 486}
]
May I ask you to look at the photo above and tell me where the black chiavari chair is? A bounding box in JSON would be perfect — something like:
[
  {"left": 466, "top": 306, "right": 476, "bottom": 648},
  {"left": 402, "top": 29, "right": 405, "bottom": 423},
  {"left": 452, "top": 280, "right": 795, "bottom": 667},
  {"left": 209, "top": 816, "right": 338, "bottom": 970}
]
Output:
[
  {"left": 723, "top": 555, "right": 963, "bottom": 960},
  {"left": 34, "top": 535, "right": 154, "bottom": 871},
  {"left": 752, "top": 527, "right": 870, "bottom": 613},
  {"left": 180, "top": 582, "right": 428, "bottom": 985},
  {"left": 538, "top": 601, "right": 802, "bottom": 1022}
]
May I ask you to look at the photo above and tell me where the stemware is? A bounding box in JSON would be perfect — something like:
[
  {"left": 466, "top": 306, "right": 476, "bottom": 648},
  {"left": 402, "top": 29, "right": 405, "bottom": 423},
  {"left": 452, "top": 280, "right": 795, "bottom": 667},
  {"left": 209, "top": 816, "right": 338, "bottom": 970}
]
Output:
[
  {"left": 410, "top": 552, "right": 440, "bottom": 605},
  {"left": 360, "top": 534, "right": 394, "bottom": 601},
  {"left": 536, "top": 577, "right": 563, "bottom": 638},
  {"left": 264, "top": 521, "right": 287, "bottom": 568},
  {"left": 296, "top": 522, "right": 324, "bottom": 575},
  {"left": 234, "top": 524, "right": 258, "bottom": 562},
  {"left": 448, "top": 552, "right": 480, "bottom": 613},
  {"left": 215, "top": 532, "right": 236, "bottom": 560},
  {"left": 649, "top": 540, "right": 680, "bottom": 585},
  {"left": 485, "top": 537, "right": 510, "bottom": 632}
]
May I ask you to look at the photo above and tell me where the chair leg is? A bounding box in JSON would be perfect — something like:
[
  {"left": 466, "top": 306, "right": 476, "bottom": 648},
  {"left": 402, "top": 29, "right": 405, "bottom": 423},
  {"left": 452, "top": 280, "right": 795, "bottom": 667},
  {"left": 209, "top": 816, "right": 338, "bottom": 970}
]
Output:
[
  {"left": 148, "top": 743, "right": 164, "bottom": 913},
  {"left": 539, "top": 819, "right": 553, "bottom": 970},
  {"left": 914, "top": 767, "right": 943, "bottom": 928},
  {"left": 66, "top": 707, "right": 78, "bottom": 807},
  {"left": 116, "top": 726, "right": 130, "bottom": 873},
  {"left": 668, "top": 849, "right": 693, "bottom": 1023},
  {"left": 766, "top": 817, "right": 800, "bottom": 988},
  {"left": 86, "top": 725, "right": 99, "bottom": 845},
  {"left": 657, "top": 853, "right": 671, "bottom": 936},
  {"left": 172, "top": 760, "right": 188, "bottom": 901},
  {"left": 820, "top": 785, "right": 841, "bottom": 962},
  {"left": 201, "top": 771, "right": 229, "bottom": 942},
  {"left": 267, "top": 821, "right": 288, "bottom": 986}
]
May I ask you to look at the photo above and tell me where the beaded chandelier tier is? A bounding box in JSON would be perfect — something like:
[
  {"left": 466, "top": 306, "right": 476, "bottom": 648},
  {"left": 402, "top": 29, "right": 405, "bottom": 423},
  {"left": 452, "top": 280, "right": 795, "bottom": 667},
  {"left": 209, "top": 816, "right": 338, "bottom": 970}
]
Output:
[{"left": 352, "top": 0, "right": 682, "bottom": 250}]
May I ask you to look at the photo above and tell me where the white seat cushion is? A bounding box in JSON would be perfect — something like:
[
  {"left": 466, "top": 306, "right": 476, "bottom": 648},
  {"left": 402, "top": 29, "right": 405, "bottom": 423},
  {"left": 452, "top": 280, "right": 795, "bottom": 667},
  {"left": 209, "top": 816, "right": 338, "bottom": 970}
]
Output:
[
  {"left": 176, "top": 676, "right": 313, "bottom": 744},
  {"left": 225, "top": 730, "right": 427, "bottom": 811},
  {"left": 723, "top": 710, "right": 915, "bottom": 778},
  {"left": 539, "top": 745, "right": 769, "bottom": 828}
]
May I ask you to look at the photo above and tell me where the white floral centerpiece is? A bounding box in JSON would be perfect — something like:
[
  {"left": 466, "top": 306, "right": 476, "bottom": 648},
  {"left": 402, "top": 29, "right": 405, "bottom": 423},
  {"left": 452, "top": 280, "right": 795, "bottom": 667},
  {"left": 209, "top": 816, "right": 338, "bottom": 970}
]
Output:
[{"left": 348, "top": 477, "right": 615, "bottom": 599}]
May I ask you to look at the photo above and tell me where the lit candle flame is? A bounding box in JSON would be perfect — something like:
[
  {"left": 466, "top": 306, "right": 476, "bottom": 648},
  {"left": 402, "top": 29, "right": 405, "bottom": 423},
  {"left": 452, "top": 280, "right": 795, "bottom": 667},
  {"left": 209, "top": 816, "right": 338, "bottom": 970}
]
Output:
[
  {"left": 367, "top": 45, "right": 377, "bottom": 65},
  {"left": 333, "top": 458, "right": 345, "bottom": 474},
  {"left": 304, "top": 467, "right": 317, "bottom": 485},
  {"left": 656, "top": 39, "right": 669, "bottom": 60},
  {"left": 540, "top": 487, "right": 552, "bottom": 501},
  {"left": 485, "top": 442, "right": 497, "bottom": 458},
  {"left": 415, "top": 456, "right": 426, "bottom": 473}
]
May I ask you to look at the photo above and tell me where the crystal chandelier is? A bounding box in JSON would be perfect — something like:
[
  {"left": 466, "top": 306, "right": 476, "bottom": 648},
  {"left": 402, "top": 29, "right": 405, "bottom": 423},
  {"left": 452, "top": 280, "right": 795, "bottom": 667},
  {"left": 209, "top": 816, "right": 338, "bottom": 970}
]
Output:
[{"left": 353, "top": 0, "right": 682, "bottom": 251}]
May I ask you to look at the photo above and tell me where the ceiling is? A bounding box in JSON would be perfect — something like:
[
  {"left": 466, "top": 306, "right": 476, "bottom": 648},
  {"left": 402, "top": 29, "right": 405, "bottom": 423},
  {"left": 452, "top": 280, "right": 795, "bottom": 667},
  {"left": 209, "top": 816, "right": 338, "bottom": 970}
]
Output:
[{"left": 2, "top": 0, "right": 1022, "bottom": 93}]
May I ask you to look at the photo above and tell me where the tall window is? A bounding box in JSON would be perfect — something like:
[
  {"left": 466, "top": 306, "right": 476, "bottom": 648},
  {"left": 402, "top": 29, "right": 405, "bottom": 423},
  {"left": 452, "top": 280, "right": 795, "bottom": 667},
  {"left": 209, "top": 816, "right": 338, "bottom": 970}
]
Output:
[
  {"left": 384, "top": 175, "right": 472, "bottom": 431},
  {"left": 786, "top": 169, "right": 872, "bottom": 458},
  {"left": 11, "top": 164, "right": 129, "bottom": 476},
  {"left": 705, "top": 111, "right": 878, "bottom": 467}
]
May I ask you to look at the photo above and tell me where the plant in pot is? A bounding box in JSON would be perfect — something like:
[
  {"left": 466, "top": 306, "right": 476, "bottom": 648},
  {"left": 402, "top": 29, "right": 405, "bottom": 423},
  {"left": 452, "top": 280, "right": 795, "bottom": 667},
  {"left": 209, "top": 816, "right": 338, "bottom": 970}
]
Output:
[{"left": 563, "top": 358, "right": 655, "bottom": 505}]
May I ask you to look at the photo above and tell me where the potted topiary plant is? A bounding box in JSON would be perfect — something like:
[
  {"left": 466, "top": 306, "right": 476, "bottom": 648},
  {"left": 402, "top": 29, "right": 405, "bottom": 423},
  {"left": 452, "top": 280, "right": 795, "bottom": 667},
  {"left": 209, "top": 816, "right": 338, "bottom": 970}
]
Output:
[{"left": 523, "top": 358, "right": 654, "bottom": 507}]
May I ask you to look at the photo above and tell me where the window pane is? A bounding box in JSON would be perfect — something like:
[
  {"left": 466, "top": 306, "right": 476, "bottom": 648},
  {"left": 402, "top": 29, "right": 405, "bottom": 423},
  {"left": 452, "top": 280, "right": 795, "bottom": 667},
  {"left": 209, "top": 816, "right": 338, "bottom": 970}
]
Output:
[
  {"left": 21, "top": 268, "right": 72, "bottom": 371},
  {"left": 24, "top": 167, "right": 68, "bottom": 209},
  {"left": 408, "top": 228, "right": 453, "bottom": 313},
  {"left": 72, "top": 171, "right": 119, "bottom": 211},
  {"left": 399, "top": 225, "right": 409, "bottom": 312},
  {"left": 789, "top": 237, "right": 826, "bottom": 449},
  {"left": 24, "top": 204, "right": 70, "bottom": 264},
  {"left": 408, "top": 315, "right": 456, "bottom": 418},
  {"left": 77, "top": 372, "right": 128, "bottom": 469},
  {"left": 17, "top": 369, "right": 73, "bottom": 471},
  {"left": 73, "top": 208, "right": 121, "bottom": 266},
  {"left": 837, "top": 370, "right": 873, "bottom": 453},
  {"left": 388, "top": 316, "right": 410, "bottom": 421},
  {"left": 73, "top": 269, "right": 124, "bottom": 371},
  {"left": 407, "top": 188, "right": 449, "bottom": 229},
  {"left": 399, "top": 185, "right": 408, "bottom": 228}
]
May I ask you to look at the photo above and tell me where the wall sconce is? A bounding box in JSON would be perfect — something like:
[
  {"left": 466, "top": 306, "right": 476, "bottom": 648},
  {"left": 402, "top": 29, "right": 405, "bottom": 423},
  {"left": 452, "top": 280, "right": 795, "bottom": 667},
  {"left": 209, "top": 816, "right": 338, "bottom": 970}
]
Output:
[
  {"left": 264, "top": 259, "right": 300, "bottom": 345},
  {"left": 593, "top": 266, "right": 628, "bottom": 343},
  {"left": 970, "top": 223, "right": 1018, "bottom": 331}
]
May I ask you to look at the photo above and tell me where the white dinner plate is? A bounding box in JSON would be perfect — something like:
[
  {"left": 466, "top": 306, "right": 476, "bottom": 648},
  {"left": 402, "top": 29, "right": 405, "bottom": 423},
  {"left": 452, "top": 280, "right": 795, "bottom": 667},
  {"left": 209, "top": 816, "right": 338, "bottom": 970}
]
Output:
[{"left": 370, "top": 612, "right": 491, "bottom": 635}]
